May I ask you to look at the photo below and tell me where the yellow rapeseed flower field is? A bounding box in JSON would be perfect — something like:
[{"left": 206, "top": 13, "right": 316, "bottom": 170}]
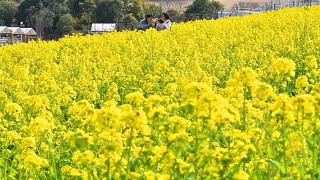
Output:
[{"left": 1, "top": 6, "right": 320, "bottom": 179}]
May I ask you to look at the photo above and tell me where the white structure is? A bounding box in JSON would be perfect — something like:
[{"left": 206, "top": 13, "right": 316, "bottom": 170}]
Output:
[
  {"left": 21, "top": 28, "right": 37, "bottom": 42},
  {"left": 8, "top": 27, "right": 24, "bottom": 43},
  {"left": 0, "top": 26, "right": 12, "bottom": 45},
  {"left": 8, "top": 27, "right": 24, "bottom": 35},
  {"left": 21, "top": 28, "right": 37, "bottom": 36},
  {"left": 0, "top": 27, "right": 37, "bottom": 45},
  {"left": 90, "top": 23, "right": 116, "bottom": 34},
  {"left": 0, "top": 26, "right": 12, "bottom": 34}
]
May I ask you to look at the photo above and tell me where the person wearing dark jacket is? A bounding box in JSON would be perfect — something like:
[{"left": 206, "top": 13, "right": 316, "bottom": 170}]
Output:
[{"left": 138, "top": 15, "right": 156, "bottom": 31}]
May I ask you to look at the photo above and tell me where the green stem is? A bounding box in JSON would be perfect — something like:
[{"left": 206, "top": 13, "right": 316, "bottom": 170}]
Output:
[
  {"left": 107, "top": 158, "right": 110, "bottom": 180},
  {"left": 312, "top": 110, "right": 318, "bottom": 179},
  {"left": 243, "top": 86, "right": 247, "bottom": 130},
  {"left": 49, "top": 139, "right": 58, "bottom": 180},
  {"left": 125, "top": 128, "right": 133, "bottom": 180},
  {"left": 4, "top": 132, "right": 8, "bottom": 180},
  {"left": 194, "top": 121, "right": 199, "bottom": 180},
  {"left": 210, "top": 126, "right": 222, "bottom": 150},
  {"left": 288, "top": 138, "right": 304, "bottom": 176},
  {"left": 301, "top": 107, "right": 306, "bottom": 173},
  {"left": 281, "top": 111, "right": 288, "bottom": 176}
]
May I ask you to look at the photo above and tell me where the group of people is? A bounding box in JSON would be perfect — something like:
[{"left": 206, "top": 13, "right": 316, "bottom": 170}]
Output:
[{"left": 138, "top": 13, "right": 172, "bottom": 31}]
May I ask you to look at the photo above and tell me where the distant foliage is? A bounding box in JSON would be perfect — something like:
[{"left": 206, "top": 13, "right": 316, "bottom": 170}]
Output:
[
  {"left": 0, "top": 1, "right": 18, "bottom": 26},
  {"left": 0, "top": 0, "right": 161, "bottom": 38},
  {"left": 184, "top": 0, "right": 223, "bottom": 20}
]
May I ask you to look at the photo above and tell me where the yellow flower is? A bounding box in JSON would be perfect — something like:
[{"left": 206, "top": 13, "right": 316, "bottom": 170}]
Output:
[
  {"left": 184, "top": 82, "right": 211, "bottom": 102},
  {"left": 69, "top": 168, "right": 82, "bottom": 177},
  {"left": 6, "top": 130, "right": 21, "bottom": 141},
  {"left": 234, "top": 170, "right": 249, "bottom": 180},
  {"left": 270, "top": 58, "right": 296, "bottom": 81},
  {"left": 145, "top": 170, "right": 156, "bottom": 180},
  {"left": 304, "top": 55, "right": 318, "bottom": 71},
  {"left": 40, "top": 143, "right": 50, "bottom": 152},
  {"left": 140, "top": 125, "right": 151, "bottom": 136},
  {"left": 272, "top": 130, "right": 281, "bottom": 139},
  {"left": 158, "top": 174, "right": 169, "bottom": 180},
  {"left": 148, "top": 106, "right": 168, "bottom": 119},
  {"left": 234, "top": 67, "right": 257, "bottom": 87},
  {"left": 145, "top": 95, "right": 162, "bottom": 108},
  {"left": 120, "top": 110, "right": 148, "bottom": 130},
  {"left": 163, "top": 83, "right": 178, "bottom": 96},
  {"left": 20, "top": 137, "right": 36, "bottom": 149},
  {"left": 29, "top": 117, "right": 54, "bottom": 137},
  {"left": 293, "top": 94, "right": 316, "bottom": 116},
  {"left": 152, "top": 145, "right": 167, "bottom": 158},
  {"left": 68, "top": 100, "right": 96, "bottom": 126},
  {"left": 252, "top": 82, "right": 275, "bottom": 100},
  {"left": 61, "top": 165, "right": 72, "bottom": 174},
  {"left": 176, "top": 158, "right": 193, "bottom": 174},
  {"left": 72, "top": 150, "right": 96, "bottom": 165},
  {"left": 295, "top": 75, "right": 309, "bottom": 93},
  {"left": 65, "top": 128, "right": 94, "bottom": 149},
  {"left": 4, "top": 102, "right": 22, "bottom": 118},
  {"left": 126, "top": 91, "right": 145, "bottom": 105},
  {"left": 24, "top": 152, "right": 49, "bottom": 170}
]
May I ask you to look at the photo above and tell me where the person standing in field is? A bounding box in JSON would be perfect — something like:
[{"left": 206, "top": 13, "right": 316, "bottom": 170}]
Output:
[
  {"left": 138, "top": 15, "right": 157, "bottom": 31},
  {"left": 163, "top": 13, "right": 172, "bottom": 30},
  {"left": 155, "top": 19, "right": 167, "bottom": 31}
]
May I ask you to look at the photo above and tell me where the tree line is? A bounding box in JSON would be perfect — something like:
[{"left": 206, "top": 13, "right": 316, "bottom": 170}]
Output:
[{"left": 0, "top": 0, "right": 223, "bottom": 39}]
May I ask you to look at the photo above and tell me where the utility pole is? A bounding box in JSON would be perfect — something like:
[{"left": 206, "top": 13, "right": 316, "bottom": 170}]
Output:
[
  {"left": 272, "top": 0, "right": 275, "bottom": 9},
  {"left": 279, "top": 0, "right": 282, "bottom": 8}
]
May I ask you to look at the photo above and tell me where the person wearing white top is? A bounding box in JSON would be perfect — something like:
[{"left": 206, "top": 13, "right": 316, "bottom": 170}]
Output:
[
  {"left": 163, "top": 13, "right": 172, "bottom": 30},
  {"left": 156, "top": 19, "right": 167, "bottom": 31}
]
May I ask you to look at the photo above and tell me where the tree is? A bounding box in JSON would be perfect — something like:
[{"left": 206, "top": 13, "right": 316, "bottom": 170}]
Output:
[
  {"left": 0, "top": 1, "right": 18, "bottom": 26},
  {"left": 16, "top": 0, "right": 56, "bottom": 37},
  {"left": 68, "top": 0, "right": 85, "bottom": 18},
  {"left": 16, "top": 0, "right": 71, "bottom": 38},
  {"left": 34, "top": 8, "right": 55, "bottom": 37},
  {"left": 74, "top": 0, "right": 96, "bottom": 31},
  {"left": 166, "top": 9, "right": 184, "bottom": 23},
  {"left": 121, "top": 13, "right": 138, "bottom": 30},
  {"left": 48, "top": 0, "right": 70, "bottom": 21},
  {"left": 95, "top": 0, "right": 125, "bottom": 23},
  {"left": 126, "top": 0, "right": 144, "bottom": 20},
  {"left": 143, "top": 3, "right": 163, "bottom": 18},
  {"left": 67, "top": 0, "right": 147, "bottom": 32},
  {"left": 56, "top": 13, "right": 75, "bottom": 35},
  {"left": 46, "top": 0, "right": 71, "bottom": 37},
  {"left": 79, "top": 0, "right": 96, "bottom": 20},
  {"left": 16, "top": 0, "right": 44, "bottom": 27},
  {"left": 184, "top": 0, "right": 223, "bottom": 20}
]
